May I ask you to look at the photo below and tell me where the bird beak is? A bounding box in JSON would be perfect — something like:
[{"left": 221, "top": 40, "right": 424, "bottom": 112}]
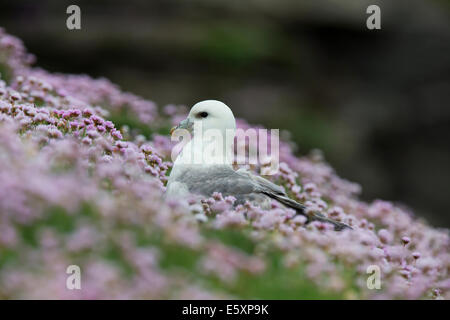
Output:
[{"left": 170, "top": 118, "right": 193, "bottom": 135}]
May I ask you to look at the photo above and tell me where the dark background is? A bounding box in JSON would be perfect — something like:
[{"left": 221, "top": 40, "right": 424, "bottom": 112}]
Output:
[{"left": 1, "top": 0, "right": 449, "bottom": 227}]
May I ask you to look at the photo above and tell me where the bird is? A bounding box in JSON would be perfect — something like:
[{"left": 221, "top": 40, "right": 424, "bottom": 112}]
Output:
[{"left": 166, "top": 100, "right": 351, "bottom": 231}]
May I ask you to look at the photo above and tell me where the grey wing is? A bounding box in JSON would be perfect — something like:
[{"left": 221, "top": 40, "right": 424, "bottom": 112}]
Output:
[
  {"left": 168, "top": 166, "right": 282, "bottom": 206},
  {"left": 171, "top": 165, "right": 256, "bottom": 198},
  {"left": 168, "top": 165, "right": 351, "bottom": 231},
  {"left": 239, "top": 169, "right": 352, "bottom": 231},
  {"left": 235, "top": 168, "right": 285, "bottom": 195},
  {"left": 238, "top": 170, "right": 307, "bottom": 211}
]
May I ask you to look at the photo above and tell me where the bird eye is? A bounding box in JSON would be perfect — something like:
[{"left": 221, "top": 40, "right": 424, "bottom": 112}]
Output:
[{"left": 198, "top": 112, "right": 208, "bottom": 118}]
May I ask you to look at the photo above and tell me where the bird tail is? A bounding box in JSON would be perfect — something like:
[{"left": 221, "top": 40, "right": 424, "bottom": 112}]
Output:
[{"left": 263, "top": 192, "right": 352, "bottom": 231}]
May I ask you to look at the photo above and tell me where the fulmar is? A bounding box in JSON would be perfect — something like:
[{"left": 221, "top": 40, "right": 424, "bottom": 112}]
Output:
[{"left": 166, "top": 100, "right": 351, "bottom": 231}]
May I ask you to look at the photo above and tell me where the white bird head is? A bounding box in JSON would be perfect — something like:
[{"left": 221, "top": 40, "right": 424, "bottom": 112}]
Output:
[
  {"left": 171, "top": 100, "right": 236, "bottom": 165},
  {"left": 172, "top": 100, "right": 236, "bottom": 137}
]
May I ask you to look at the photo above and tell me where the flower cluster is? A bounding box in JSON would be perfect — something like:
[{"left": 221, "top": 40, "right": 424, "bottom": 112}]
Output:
[{"left": 0, "top": 29, "right": 448, "bottom": 299}]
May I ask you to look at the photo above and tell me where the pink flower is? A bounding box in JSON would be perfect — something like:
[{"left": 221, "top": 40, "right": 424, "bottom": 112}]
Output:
[{"left": 401, "top": 236, "right": 411, "bottom": 246}]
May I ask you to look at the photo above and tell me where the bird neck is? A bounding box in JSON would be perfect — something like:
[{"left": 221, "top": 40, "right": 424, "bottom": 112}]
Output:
[{"left": 175, "top": 131, "right": 234, "bottom": 166}]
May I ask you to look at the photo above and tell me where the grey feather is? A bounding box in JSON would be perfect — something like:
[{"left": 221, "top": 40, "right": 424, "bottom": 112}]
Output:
[{"left": 167, "top": 164, "right": 351, "bottom": 231}]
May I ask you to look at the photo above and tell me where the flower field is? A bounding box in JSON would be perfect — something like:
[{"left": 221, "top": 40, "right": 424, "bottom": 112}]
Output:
[{"left": 0, "top": 28, "right": 448, "bottom": 299}]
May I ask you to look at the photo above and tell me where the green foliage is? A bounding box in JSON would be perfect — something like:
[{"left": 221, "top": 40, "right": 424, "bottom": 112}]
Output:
[
  {"left": 108, "top": 107, "right": 171, "bottom": 139},
  {"left": 0, "top": 62, "right": 12, "bottom": 84},
  {"left": 202, "top": 228, "right": 256, "bottom": 254},
  {"left": 230, "top": 253, "right": 342, "bottom": 300},
  {"left": 198, "top": 25, "right": 276, "bottom": 67}
]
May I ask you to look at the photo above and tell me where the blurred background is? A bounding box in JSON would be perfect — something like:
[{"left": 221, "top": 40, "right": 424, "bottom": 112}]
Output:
[{"left": 0, "top": 0, "right": 449, "bottom": 227}]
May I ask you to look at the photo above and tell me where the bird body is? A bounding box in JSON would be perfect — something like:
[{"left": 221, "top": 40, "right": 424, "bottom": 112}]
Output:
[{"left": 166, "top": 100, "right": 351, "bottom": 231}]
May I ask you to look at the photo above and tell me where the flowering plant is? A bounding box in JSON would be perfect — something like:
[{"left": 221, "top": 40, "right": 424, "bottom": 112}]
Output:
[{"left": 0, "top": 28, "right": 448, "bottom": 299}]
